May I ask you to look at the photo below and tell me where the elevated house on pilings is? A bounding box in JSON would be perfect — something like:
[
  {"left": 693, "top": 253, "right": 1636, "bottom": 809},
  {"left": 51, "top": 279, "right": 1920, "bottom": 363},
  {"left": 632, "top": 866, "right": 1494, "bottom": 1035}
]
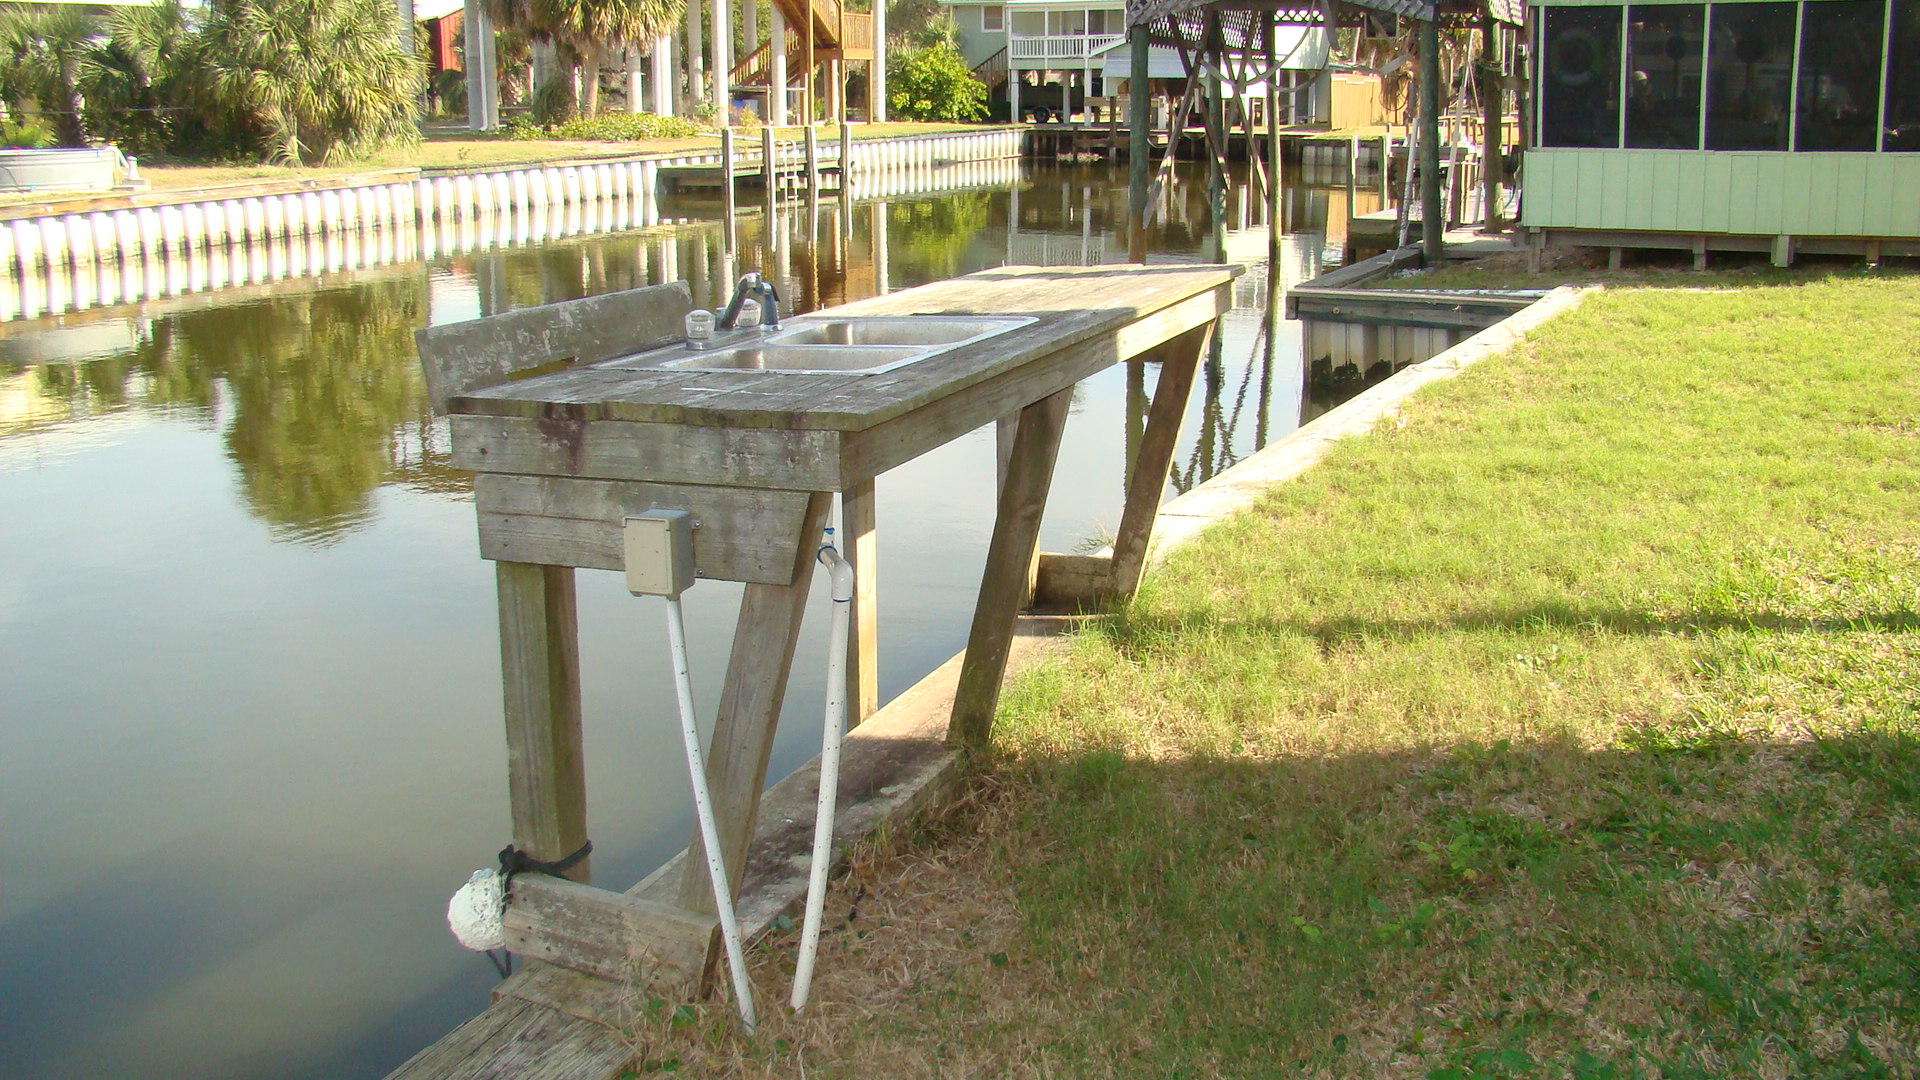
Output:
[
  {"left": 727, "top": 0, "right": 877, "bottom": 124},
  {"left": 1523, "top": 0, "right": 1920, "bottom": 266},
  {"left": 1118, "top": 0, "right": 1523, "bottom": 263}
]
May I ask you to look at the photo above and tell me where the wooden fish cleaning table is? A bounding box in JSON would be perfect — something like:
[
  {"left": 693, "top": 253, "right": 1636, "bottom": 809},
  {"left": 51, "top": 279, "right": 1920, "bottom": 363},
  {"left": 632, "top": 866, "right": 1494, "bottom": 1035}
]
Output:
[{"left": 410, "top": 263, "right": 1237, "bottom": 1022}]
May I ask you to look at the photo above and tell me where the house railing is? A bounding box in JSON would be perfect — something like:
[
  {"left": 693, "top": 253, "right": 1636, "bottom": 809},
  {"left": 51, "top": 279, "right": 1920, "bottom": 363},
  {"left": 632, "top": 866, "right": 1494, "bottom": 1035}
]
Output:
[{"left": 1009, "top": 33, "right": 1124, "bottom": 62}]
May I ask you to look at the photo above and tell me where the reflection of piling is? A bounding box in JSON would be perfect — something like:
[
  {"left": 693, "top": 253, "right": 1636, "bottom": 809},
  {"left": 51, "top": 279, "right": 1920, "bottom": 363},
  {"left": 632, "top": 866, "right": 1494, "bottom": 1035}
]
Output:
[
  {"left": 721, "top": 128, "right": 737, "bottom": 233},
  {"left": 1126, "top": 25, "right": 1149, "bottom": 264}
]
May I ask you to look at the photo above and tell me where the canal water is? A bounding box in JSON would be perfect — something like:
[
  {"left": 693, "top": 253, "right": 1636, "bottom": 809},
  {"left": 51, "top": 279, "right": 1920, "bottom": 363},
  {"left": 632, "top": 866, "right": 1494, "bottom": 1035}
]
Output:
[{"left": 0, "top": 160, "right": 1379, "bottom": 1080}]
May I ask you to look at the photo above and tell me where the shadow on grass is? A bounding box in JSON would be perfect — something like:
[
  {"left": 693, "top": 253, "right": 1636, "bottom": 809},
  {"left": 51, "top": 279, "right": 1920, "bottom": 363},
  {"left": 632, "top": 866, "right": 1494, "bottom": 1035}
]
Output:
[{"left": 985, "top": 723, "right": 1920, "bottom": 1079}]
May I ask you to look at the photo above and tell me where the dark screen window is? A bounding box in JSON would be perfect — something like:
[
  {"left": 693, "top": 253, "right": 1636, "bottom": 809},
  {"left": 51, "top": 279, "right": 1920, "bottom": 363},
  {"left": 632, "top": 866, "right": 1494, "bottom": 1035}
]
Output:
[
  {"left": 1542, "top": 6, "right": 1623, "bottom": 147},
  {"left": 1885, "top": 0, "right": 1920, "bottom": 149},
  {"left": 1797, "top": 0, "right": 1885, "bottom": 150},
  {"left": 1705, "top": 2, "right": 1796, "bottom": 150},
  {"left": 1626, "top": 4, "right": 1706, "bottom": 148}
]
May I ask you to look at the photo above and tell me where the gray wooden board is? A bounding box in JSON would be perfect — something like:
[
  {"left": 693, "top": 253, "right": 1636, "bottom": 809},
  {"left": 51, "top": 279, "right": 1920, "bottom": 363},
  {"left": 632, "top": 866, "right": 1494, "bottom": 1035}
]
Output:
[
  {"left": 949, "top": 388, "right": 1074, "bottom": 748},
  {"left": 838, "top": 286, "right": 1228, "bottom": 483},
  {"left": 474, "top": 474, "right": 813, "bottom": 584},
  {"left": 451, "top": 265, "right": 1241, "bottom": 431},
  {"left": 383, "top": 997, "right": 633, "bottom": 1080},
  {"left": 503, "top": 874, "right": 717, "bottom": 984},
  {"left": 495, "top": 562, "right": 591, "bottom": 883},
  {"left": 418, "top": 281, "right": 693, "bottom": 413},
  {"left": 449, "top": 415, "right": 844, "bottom": 491}
]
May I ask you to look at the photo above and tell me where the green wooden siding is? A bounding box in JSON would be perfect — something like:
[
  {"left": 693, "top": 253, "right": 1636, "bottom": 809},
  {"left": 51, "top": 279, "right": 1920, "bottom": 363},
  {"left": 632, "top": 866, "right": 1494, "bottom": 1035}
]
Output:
[{"left": 1522, "top": 150, "right": 1920, "bottom": 237}]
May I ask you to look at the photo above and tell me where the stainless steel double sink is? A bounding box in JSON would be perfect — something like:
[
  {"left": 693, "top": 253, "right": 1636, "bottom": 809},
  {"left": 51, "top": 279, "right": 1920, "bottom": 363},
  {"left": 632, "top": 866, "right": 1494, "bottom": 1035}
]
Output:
[{"left": 605, "top": 315, "right": 1037, "bottom": 376}]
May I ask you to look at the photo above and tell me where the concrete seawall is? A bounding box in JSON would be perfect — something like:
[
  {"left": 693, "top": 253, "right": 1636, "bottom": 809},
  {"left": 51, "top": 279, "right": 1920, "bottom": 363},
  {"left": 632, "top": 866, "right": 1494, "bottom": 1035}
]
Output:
[{"left": 0, "top": 128, "right": 1024, "bottom": 324}]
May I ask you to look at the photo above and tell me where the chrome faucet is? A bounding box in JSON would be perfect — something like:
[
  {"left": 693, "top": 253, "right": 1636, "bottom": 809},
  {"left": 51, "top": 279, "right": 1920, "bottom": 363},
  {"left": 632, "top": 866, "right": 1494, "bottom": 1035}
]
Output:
[{"left": 717, "top": 272, "right": 781, "bottom": 331}]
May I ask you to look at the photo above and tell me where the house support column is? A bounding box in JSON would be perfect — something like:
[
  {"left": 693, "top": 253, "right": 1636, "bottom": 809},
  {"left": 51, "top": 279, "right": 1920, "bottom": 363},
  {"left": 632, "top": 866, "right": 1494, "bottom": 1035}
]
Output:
[
  {"left": 1419, "top": 15, "right": 1443, "bottom": 261},
  {"left": 1127, "top": 22, "right": 1149, "bottom": 263},
  {"left": 462, "top": 0, "right": 499, "bottom": 130}
]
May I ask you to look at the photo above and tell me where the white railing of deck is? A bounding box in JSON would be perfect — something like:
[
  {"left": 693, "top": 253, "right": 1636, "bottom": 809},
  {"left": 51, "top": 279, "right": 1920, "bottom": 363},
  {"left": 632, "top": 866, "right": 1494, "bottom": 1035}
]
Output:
[{"left": 1010, "top": 33, "right": 1123, "bottom": 61}]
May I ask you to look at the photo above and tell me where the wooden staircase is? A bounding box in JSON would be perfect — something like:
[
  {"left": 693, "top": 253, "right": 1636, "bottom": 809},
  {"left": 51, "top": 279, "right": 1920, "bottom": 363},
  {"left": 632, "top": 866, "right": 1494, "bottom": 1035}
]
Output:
[
  {"left": 730, "top": 0, "right": 873, "bottom": 90},
  {"left": 972, "top": 46, "right": 1008, "bottom": 96}
]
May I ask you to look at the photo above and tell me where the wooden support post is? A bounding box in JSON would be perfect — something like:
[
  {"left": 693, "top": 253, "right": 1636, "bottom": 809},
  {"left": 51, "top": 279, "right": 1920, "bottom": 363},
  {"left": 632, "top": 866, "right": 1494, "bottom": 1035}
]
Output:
[
  {"left": 1480, "top": 14, "right": 1502, "bottom": 232},
  {"left": 1380, "top": 134, "right": 1392, "bottom": 203},
  {"left": 1109, "top": 321, "right": 1213, "bottom": 597},
  {"left": 1608, "top": 246, "right": 1624, "bottom": 270},
  {"left": 1868, "top": 239, "right": 1883, "bottom": 267},
  {"left": 843, "top": 479, "right": 879, "bottom": 724},
  {"left": 994, "top": 413, "right": 1041, "bottom": 604},
  {"left": 804, "top": 126, "right": 819, "bottom": 192},
  {"left": 677, "top": 493, "right": 832, "bottom": 931},
  {"left": 1772, "top": 234, "right": 1796, "bottom": 268},
  {"left": 1419, "top": 16, "right": 1443, "bottom": 262},
  {"left": 762, "top": 123, "right": 777, "bottom": 192},
  {"left": 721, "top": 126, "right": 737, "bottom": 247},
  {"left": 495, "top": 562, "right": 591, "bottom": 883},
  {"left": 1127, "top": 23, "right": 1150, "bottom": 264},
  {"left": 1448, "top": 143, "right": 1466, "bottom": 228},
  {"left": 839, "top": 122, "right": 853, "bottom": 191},
  {"left": 1692, "top": 234, "right": 1709, "bottom": 270},
  {"left": 950, "top": 388, "right": 1074, "bottom": 749}
]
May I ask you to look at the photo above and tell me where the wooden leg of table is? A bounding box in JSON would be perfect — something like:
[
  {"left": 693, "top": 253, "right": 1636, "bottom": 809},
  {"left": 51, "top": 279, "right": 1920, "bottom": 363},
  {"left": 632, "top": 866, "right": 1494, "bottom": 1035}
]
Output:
[
  {"left": 843, "top": 479, "right": 879, "bottom": 725},
  {"left": 1110, "top": 320, "right": 1213, "bottom": 597},
  {"left": 496, "top": 561, "right": 591, "bottom": 883},
  {"left": 950, "top": 388, "right": 1074, "bottom": 750},
  {"left": 678, "top": 492, "right": 833, "bottom": 924}
]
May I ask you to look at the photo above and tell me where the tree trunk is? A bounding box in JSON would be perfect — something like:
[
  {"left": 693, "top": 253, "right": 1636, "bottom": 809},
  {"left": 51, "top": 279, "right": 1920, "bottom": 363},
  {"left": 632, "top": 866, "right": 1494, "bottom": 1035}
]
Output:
[
  {"left": 581, "top": 42, "right": 603, "bottom": 115},
  {"left": 56, "top": 58, "right": 84, "bottom": 148}
]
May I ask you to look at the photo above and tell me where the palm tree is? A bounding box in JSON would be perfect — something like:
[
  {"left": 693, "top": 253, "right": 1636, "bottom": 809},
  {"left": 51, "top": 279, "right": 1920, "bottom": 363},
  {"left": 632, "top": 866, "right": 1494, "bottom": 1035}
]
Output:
[
  {"left": 493, "top": 0, "right": 681, "bottom": 116},
  {"left": 79, "top": 0, "right": 198, "bottom": 156},
  {"left": 0, "top": 3, "right": 102, "bottom": 146},
  {"left": 197, "top": 0, "right": 422, "bottom": 165}
]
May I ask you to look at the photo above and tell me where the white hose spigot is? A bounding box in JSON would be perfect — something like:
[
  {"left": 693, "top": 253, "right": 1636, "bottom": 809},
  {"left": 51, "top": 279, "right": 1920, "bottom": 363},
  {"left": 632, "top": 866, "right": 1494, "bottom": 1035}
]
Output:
[{"left": 791, "top": 538, "right": 857, "bottom": 1012}]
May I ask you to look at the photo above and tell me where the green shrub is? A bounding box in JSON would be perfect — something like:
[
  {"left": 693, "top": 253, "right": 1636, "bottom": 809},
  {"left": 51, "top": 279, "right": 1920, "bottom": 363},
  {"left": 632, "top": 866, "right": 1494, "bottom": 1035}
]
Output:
[
  {"left": 887, "top": 42, "right": 987, "bottom": 123},
  {"left": 0, "top": 115, "right": 56, "bottom": 148},
  {"left": 504, "top": 112, "right": 706, "bottom": 141}
]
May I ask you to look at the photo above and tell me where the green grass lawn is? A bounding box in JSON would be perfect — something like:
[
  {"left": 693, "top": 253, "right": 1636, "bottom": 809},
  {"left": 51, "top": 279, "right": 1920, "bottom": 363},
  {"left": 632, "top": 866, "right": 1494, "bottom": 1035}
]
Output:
[{"left": 638, "top": 278, "right": 1920, "bottom": 1078}]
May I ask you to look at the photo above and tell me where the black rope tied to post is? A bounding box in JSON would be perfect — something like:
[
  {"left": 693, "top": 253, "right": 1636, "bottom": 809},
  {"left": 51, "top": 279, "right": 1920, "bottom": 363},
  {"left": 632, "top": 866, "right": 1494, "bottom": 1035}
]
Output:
[
  {"left": 483, "top": 840, "right": 592, "bottom": 980},
  {"left": 497, "top": 840, "right": 593, "bottom": 885}
]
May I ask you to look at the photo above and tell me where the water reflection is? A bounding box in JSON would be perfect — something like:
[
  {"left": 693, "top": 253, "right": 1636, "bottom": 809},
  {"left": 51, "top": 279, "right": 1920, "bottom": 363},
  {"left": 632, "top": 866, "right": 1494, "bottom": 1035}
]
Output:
[
  {"left": 0, "top": 163, "right": 1375, "bottom": 544},
  {"left": 0, "top": 160, "right": 1423, "bottom": 1080}
]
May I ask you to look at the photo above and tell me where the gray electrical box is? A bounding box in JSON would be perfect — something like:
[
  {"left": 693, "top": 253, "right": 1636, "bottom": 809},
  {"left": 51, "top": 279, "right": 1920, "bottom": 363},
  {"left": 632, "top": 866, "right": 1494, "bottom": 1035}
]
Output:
[{"left": 623, "top": 510, "right": 697, "bottom": 597}]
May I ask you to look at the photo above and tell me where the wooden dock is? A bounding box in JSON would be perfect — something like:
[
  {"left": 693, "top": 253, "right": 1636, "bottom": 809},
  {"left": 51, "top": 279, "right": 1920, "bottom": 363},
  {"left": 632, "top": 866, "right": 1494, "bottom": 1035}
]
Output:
[{"left": 1023, "top": 122, "right": 1395, "bottom": 166}]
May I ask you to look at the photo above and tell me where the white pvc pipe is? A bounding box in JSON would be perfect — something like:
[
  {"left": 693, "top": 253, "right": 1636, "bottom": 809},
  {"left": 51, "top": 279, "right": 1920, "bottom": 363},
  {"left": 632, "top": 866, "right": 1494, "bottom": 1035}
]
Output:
[
  {"left": 790, "top": 536, "right": 857, "bottom": 1012},
  {"left": 663, "top": 594, "right": 758, "bottom": 1033}
]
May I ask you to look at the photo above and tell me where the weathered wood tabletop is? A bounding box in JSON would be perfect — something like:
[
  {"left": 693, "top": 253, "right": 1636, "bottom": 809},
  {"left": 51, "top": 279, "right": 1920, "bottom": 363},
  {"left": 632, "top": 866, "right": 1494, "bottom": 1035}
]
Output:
[
  {"left": 450, "top": 263, "right": 1239, "bottom": 429},
  {"left": 447, "top": 263, "right": 1241, "bottom": 498}
]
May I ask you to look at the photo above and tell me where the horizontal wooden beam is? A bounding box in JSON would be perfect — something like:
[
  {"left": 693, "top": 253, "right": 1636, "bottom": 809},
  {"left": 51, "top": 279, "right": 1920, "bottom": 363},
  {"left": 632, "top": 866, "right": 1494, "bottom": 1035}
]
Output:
[
  {"left": 1034, "top": 551, "right": 1112, "bottom": 610},
  {"left": 475, "top": 474, "right": 813, "bottom": 584},
  {"left": 451, "top": 415, "right": 845, "bottom": 491},
  {"left": 503, "top": 873, "right": 717, "bottom": 985}
]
